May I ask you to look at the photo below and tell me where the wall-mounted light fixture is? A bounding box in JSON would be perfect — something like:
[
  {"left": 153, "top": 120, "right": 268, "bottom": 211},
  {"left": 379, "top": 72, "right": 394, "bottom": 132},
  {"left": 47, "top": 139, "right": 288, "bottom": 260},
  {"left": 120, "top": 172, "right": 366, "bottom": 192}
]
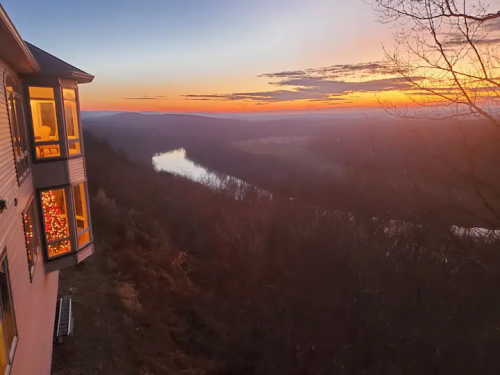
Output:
[{"left": 0, "top": 200, "right": 7, "bottom": 214}]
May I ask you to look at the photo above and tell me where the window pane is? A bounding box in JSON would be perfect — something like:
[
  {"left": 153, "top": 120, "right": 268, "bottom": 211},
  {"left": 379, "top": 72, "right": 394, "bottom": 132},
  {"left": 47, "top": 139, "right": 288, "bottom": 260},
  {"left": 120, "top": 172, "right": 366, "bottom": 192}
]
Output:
[
  {"left": 63, "top": 89, "right": 80, "bottom": 153},
  {"left": 36, "top": 144, "right": 60, "bottom": 159},
  {"left": 14, "top": 96, "right": 29, "bottom": 162},
  {"left": 7, "top": 77, "right": 31, "bottom": 179},
  {"left": 47, "top": 241, "right": 71, "bottom": 258},
  {"left": 7, "top": 94, "right": 20, "bottom": 160},
  {"left": 78, "top": 232, "right": 90, "bottom": 247},
  {"left": 41, "top": 189, "right": 72, "bottom": 257},
  {"left": 29, "top": 87, "right": 60, "bottom": 159},
  {"left": 23, "top": 202, "right": 40, "bottom": 273},
  {"left": 0, "top": 259, "right": 16, "bottom": 366},
  {"left": 0, "top": 341, "right": 5, "bottom": 374},
  {"left": 23, "top": 212, "right": 35, "bottom": 269},
  {"left": 68, "top": 141, "right": 81, "bottom": 155},
  {"left": 41, "top": 190, "right": 69, "bottom": 241},
  {"left": 72, "top": 184, "right": 90, "bottom": 247},
  {"left": 5, "top": 76, "right": 17, "bottom": 94}
]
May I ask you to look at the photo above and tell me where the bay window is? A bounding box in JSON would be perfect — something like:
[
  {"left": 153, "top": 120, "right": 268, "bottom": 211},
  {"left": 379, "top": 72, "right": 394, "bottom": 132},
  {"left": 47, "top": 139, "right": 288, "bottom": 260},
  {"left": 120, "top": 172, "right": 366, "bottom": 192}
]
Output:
[
  {"left": 29, "top": 87, "right": 61, "bottom": 159},
  {"left": 27, "top": 85, "right": 85, "bottom": 160},
  {"left": 0, "top": 256, "right": 17, "bottom": 374},
  {"left": 63, "top": 88, "right": 82, "bottom": 155},
  {"left": 6, "top": 76, "right": 30, "bottom": 181},
  {"left": 25, "top": 79, "right": 93, "bottom": 268}
]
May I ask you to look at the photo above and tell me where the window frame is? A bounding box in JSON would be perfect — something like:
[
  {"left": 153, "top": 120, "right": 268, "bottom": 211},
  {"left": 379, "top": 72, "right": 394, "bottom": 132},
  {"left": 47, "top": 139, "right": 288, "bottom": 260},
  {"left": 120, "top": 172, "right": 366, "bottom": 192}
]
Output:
[
  {"left": 0, "top": 249, "right": 18, "bottom": 375},
  {"left": 62, "top": 86, "right": 84, "bottom": 157},
  {"left": 38, "top": 186, "right": 74, "bottom": 261},
  {"left": 5, "top": 75, "right": 31, "bottom": 183},
  {"left": 26, "top": 86, "right": 65, "bottom": 161},
  {"left": 71, "top": 182, "right": 92, "bottom": 249},
  {"left": 37, "top": 182, "right": 93, "bottom": 262},
  {"left": 22, "top": 197, "right": 41, "bottom": 282},
  {"left": 23, "top": 79, "right": 86, "bottom": 163}
]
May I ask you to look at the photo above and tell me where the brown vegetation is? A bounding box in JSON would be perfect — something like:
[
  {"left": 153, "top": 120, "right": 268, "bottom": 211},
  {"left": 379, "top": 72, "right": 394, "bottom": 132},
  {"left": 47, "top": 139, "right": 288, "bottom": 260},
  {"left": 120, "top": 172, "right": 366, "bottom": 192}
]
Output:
[
  {"left": 86, "top": 113, "right": 500, "bottom": 227},
  {"left": 53, "top": 133, "right": 500, "bottom": 375}
]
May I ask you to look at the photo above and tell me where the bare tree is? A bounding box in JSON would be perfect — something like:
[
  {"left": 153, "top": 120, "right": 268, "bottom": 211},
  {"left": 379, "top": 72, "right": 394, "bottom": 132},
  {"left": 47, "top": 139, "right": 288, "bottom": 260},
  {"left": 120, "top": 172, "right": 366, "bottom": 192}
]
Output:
[{"left": 369, "top": 0, "right": 500, "bottom": 126}]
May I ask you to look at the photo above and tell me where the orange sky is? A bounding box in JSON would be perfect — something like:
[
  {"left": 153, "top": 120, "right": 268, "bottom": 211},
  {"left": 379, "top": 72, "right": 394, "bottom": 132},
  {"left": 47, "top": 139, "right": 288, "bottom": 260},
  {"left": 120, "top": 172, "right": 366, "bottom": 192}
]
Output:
[
  {"left": 8, "top": 0, "right": 498, "bottom": 115},
  {"left": 79, "top": 89, "right": 412, "bottom": 113},
  {"left": 54, "top": 0, "right": 400, "bottom": 114}
]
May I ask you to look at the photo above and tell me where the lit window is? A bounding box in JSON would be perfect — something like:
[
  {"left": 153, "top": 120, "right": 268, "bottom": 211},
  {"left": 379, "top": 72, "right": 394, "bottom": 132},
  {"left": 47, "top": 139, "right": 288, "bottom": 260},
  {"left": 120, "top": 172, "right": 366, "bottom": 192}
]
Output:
[
  {"left": 72, "top": 183, "right": 90, "bottom": 247},
  {"left": 41, "top": 189, "right": 71, "bottom": 258},
  {"left": 6, "top": 76, "right": 31, "bottom": 181},
  {"left": 63, "top": 89, "right": 82, "bottom": 155},
  {"left": 29, "top": 87, "right": 61, "bottom": 159},
  {"left": 23, "top": 200, "right": 40, "bottom": 280},
  {"left": 0, "top": 256, "right": 17, "bottom": 374}
]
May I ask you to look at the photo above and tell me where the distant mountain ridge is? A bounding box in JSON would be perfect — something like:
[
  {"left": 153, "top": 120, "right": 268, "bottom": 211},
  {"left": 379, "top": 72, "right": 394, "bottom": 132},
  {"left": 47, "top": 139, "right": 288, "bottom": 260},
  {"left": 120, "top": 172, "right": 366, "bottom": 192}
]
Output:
[
  {"left": 81, "top": 110, "right": 124, "bottom": 119},
  {"left": 81, "top": 108, "right": 393, "bottom": 121},
  {"left": 87, "top": 112, "right": 249, "bottom": 127}
]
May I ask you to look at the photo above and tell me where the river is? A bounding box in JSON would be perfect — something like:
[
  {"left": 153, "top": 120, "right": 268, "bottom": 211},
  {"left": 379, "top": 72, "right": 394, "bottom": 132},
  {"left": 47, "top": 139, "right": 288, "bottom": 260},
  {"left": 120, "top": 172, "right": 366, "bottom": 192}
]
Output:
[
  {"left": 152, "top": 148, "right": 222, "bottom": 183},
  {"left": 152, "top": 148, "right": 500, "bottom": 240},
  {"left": 152, "top": 148, "right": 268, "bottom": 199}
]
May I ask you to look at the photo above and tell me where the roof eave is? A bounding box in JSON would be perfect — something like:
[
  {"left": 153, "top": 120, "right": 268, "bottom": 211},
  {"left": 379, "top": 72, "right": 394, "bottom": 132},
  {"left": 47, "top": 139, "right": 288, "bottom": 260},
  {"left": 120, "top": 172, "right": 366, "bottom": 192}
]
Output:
[
  {"left": 71, "top": 71, "right": 95, "bottom": 84},
  {"left": 31, "top": 71, "right": 95, "bottom": 85},
  {"left": 0, "top": 5, "right": 39, "bottom": 73}
]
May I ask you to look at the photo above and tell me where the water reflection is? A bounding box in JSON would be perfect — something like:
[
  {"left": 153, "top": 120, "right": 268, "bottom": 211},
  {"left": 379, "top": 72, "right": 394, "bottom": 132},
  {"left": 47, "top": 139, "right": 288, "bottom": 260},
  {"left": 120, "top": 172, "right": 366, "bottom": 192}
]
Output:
[
  {"left": 152, "top": 148, "right": 269, "bottom": 199},
  {"left": 153, "top": 148, "right": 216, "bottom": 182}
]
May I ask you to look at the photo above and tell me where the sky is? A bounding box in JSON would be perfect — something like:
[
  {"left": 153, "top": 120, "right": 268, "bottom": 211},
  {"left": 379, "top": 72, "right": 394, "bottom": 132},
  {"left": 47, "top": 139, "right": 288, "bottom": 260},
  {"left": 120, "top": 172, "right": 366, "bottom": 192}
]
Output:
[{"left": 3, "top": 0, "right": 488, "bottom": 114}]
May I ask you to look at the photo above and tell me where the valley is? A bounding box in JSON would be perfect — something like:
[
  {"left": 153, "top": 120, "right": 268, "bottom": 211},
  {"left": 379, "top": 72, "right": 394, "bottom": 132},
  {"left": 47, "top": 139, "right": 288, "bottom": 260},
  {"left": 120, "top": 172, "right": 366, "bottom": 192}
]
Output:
[
  {"left": 85, "top": 113, "right": 500, "bottom": 228},
  {"left": 53, "top": 126, "right": 500, "bottom": 375}
]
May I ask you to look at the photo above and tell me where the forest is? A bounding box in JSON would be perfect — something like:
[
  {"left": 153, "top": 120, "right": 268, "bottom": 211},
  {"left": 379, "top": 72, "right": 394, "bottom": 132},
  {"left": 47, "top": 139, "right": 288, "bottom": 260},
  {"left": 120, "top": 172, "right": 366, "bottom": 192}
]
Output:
[
  {"left": 52, "top": 126, "right": 500, "bottom": 375},
  {"left": 86, "top": 113, "right": 500, "bottom": 227}
]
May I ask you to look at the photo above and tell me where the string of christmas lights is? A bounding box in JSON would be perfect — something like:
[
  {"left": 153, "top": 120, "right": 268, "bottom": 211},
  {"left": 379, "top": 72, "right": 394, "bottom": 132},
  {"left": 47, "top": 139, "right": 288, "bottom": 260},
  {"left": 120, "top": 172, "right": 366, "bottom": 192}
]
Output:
[{"left": 23, "top": 213, "right": 34, "bottom": 263}]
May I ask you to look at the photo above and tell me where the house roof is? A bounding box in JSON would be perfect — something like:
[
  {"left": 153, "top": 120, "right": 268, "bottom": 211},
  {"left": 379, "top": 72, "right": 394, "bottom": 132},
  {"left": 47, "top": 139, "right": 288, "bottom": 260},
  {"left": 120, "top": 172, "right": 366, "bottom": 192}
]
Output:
[
  {"left": 25, "top": 42, "right": 94, "bottom": 84},
  {"left": 0, "top": 5, "right": 93, "bottom": 83},
  {"left": 0, "top": 5, "right": 39, "bottom": 73}
]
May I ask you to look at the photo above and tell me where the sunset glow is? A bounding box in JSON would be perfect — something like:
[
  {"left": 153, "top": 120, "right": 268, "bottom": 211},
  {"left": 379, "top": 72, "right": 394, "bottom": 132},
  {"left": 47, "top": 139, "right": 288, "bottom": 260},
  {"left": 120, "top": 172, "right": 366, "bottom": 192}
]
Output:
[
  {"left": 4, "top": 0, "right": 499, "bottom": 115},
  {"left": 78, "top": 89, "right": 413, "bottom": 113}
]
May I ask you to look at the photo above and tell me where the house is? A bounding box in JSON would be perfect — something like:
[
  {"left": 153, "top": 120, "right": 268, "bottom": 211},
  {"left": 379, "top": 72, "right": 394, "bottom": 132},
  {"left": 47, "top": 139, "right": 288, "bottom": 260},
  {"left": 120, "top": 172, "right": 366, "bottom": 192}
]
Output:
[{"left": 0, "top": 5, "right": 94, "bottom": 375}]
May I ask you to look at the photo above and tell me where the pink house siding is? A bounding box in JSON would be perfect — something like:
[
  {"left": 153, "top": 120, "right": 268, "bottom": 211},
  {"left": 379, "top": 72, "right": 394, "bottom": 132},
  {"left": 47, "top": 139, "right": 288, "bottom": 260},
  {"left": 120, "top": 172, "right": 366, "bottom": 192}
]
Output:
[
  {"left": 0, "top": 58, "right": 59, "bottom": 375},
  {"left": 68, "top": 157, "right": 86, "bottom": 184},
  {"left": 0, "top": 61, "right": 17, "bottom": 205}
]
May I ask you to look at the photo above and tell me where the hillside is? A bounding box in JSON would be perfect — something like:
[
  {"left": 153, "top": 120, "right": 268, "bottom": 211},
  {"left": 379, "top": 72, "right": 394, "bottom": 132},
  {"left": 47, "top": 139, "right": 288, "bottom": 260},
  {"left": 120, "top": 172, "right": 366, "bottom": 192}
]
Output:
[
  {"left": 53, "top": 133, "right": 500, "bottom": 375},
  {"left": 84, "top": 113, "right": 500, "bottom": 227},
  {"left": 84, "top": 112, "right": 319, "bottom": 164}
]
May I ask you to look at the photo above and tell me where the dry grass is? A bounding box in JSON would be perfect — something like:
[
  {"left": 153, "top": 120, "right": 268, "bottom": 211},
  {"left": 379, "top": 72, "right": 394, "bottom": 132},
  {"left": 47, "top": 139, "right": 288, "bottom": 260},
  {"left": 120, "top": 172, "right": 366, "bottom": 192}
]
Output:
[{"left": 52, "top": 241, "right": 142, "bottom": 375}]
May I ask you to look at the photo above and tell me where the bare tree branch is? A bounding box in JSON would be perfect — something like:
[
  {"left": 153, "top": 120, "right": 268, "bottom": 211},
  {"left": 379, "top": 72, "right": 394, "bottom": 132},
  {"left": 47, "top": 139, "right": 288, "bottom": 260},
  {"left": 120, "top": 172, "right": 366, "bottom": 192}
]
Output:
[{"left": 369, "top": 0, "right": 500, "bottom": 126}]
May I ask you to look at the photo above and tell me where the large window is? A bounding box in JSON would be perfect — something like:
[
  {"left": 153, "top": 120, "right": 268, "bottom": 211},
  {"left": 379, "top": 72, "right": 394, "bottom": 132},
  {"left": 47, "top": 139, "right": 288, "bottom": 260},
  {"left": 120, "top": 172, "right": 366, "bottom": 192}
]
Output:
[
  {"left": 63, "top": 89, "right": 82, "bottom": 155},
  {"left": 6, "top": 76, "right": 31, "bottom": 181},
  {"left": 39, "top": 184, "right": 93, "bottom": 261},
  {"left": 72, "top": 183, "right": 90, "bottom": 247},
  {"left": 23, "top": 200, "right": 40, "bottom": 280},
  {"left": 29, "top": 87, "right": 61, "bottom": 159},
  {"left": 40, "top": 189, "right": 71, "bottom": 258},
  {"left": 0, "top": 255, "right": 17, "bottom": 374}
]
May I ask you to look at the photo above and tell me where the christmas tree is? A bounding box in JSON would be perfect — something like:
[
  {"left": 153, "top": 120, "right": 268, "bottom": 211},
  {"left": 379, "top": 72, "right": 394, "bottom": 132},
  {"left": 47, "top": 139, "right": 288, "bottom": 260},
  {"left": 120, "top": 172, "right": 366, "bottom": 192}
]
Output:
[{"left": 41, "top": 191, "right": 71, "bottom": 256}]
